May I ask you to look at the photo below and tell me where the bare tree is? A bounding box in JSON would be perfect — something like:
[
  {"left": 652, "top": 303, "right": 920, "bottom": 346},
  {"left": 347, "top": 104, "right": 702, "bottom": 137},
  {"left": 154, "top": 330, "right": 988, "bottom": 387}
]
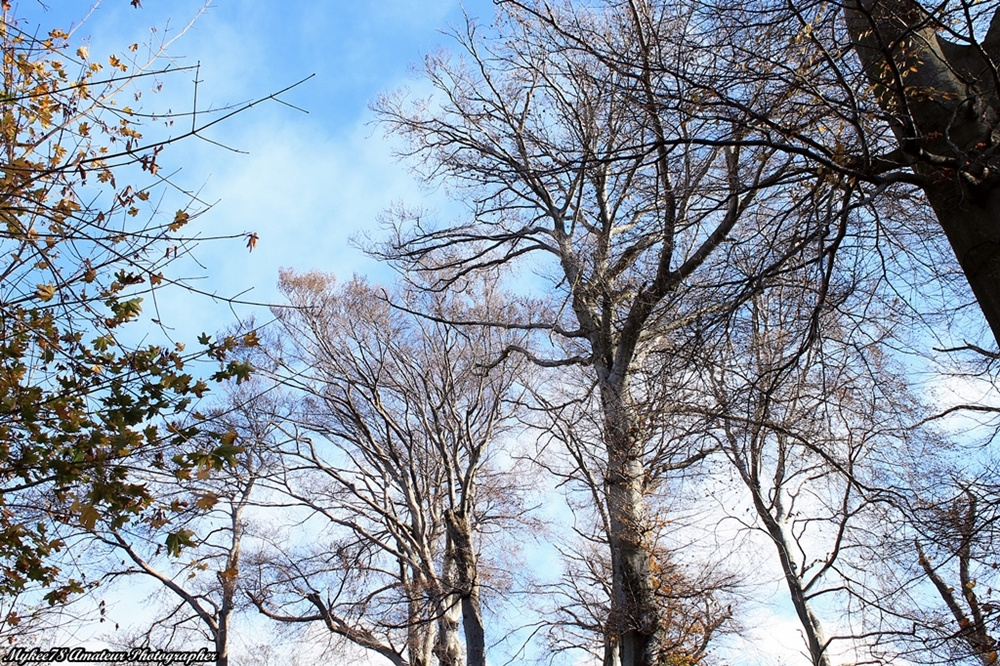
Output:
[
  {"left": 90, "top": 367, "right": 289, "bottom": 666},
  {"left": 609, "top": 0, "right": 1000, "bottom": 346},
  {"left": 913, "top": 479, "right": 1000, "bottom": 665},
  {"left": 543, "top": 533, "right": 733, "bottom": 666},
  {"left": 528, "top": 361, "right": 734, "bottom": 665},
  {"left": 700, "top": 262, "right": 921, "bottom": 665},
  {"left": 246, "top": 272, "right": 531, "bottom": 666},
  {"left": 498, "top": 0, "right": 1000, "bottom": 348},
  {"left": 373, "top": 3, "right": 846, "bottom": 663},
  {"left": 861, "top": 463, "right": 1000, "bottom": 666}
]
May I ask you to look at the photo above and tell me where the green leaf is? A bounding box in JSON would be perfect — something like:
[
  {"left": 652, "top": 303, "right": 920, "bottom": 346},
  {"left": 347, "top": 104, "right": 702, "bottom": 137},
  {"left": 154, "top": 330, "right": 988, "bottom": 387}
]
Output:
[
  {"left": 164, "top": 529, "right": 196, "bottom": 557},
  {"left": 77, "top": 504, "right": 100, "bottom": 531}
]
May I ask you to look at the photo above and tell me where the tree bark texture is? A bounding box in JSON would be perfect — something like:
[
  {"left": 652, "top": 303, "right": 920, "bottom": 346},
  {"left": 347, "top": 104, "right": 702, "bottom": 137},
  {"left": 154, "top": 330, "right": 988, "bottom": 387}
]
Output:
[
  {"left": 601, "top": 379, "right": 660, "bottom": 666},
  {"left": 446, "top": 509, "right": 486, "bottom": 666},
  {"left": 408, "top": 572, "right": 437, "bottom": 666},
  {"left": 845, "top": 0, "right": 1000, "bottom": 345},
  {"left": 433, "top": 598, "right": 463, "bottom": 666}
]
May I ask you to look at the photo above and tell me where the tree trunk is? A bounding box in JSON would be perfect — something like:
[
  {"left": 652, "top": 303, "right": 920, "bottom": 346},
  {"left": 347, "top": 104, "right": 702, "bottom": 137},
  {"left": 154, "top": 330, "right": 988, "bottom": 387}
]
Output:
[
  {"left": 215, "top": 614, "right": 229, "bottom": 666},
  {"left": 408, "top": 584, "right": 436, "bottom": 666},
  {"left": 216, "top": 571, "right": 231, "bottom": 666},
  {"left": 216, "top": 590, "right": 231, "bottom": 666},
  {"left": 751, "top": 491, "right": 831, "bottom": 666},
  {"left": 603, "top": 634, "right": 621, "bottom": 666},
  {"left": 844, "top": 0, "right": 1000, "bottom": 345},
  {"left": 433, "top": 598, "right": 464, "bottom": 666},
  {"left": 918, "top": 182, "right": 1000, "bottom": 346},
  {"left": 433, "top": 554, "right": 464, "bottom": 666},
  {"left": 215, "top": 499, "right": 245, "bottom": 666},
  {"left": 601, "top": 380, "right": 660, "bottom": 666},
  {"left": 445, "top": 509, "right": 486, "bottom": 666}
]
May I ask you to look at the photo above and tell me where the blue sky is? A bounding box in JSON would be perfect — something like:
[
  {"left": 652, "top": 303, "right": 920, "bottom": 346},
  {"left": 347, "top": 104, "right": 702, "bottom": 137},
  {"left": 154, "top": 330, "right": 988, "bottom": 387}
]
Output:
[{"left": 17, "top": 0, "right": 496, "bottom": 342}]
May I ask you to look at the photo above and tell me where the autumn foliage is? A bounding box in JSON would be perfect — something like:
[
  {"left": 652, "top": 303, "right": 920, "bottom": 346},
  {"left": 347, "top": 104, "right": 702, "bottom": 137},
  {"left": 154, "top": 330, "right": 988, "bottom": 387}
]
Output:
[{"left": 0, "top": 4, "right": 251, "bottom": 628}]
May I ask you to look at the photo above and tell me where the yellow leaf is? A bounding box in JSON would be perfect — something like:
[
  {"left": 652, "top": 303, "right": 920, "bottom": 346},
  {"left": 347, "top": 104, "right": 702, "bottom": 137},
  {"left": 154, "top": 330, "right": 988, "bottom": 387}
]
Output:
[
  {"left": 35, "top": 283, "right": 55, "bottom": 302},
  {"left": 169, "top": 210, "right": 190, "bottom": 232},
  {"left": 195, "top": 492, "right": 219, "bottom": 510}
]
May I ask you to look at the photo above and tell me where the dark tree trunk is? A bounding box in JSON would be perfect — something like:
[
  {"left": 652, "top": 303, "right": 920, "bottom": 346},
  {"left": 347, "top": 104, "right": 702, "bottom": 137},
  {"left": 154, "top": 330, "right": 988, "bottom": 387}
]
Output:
[
  {"left": 918, "top": 182, "right": 1000, "bottom": 347},
  {"left": 845, "top": 0, "right": 1000, "bottom": 345},
  {"left": 445, "top": 509, "right": 486, "bottom": 666}
]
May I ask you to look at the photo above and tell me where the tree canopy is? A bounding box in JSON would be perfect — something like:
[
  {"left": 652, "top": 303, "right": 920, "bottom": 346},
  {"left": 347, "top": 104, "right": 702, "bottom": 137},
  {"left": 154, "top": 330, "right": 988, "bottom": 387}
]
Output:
[
  {"left": 0, "top": 2, "right": 258, "bottom": 634},
  {"left": 3, "top": 1, "right": 1000, "bottom": 666}
]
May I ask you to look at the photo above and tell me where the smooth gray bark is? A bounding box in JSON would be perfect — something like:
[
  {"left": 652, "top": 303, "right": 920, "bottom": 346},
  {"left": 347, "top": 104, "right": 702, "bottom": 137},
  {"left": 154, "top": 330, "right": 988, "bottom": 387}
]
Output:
[
  {"left": 845, "top": 0, "right": 1000, "bottom": 345},
  {"left": 752, "top": 493, "right": 832, "bottom": 666},
  {"left": 599, "top": 380, "right": 660, "bottom": 666}
]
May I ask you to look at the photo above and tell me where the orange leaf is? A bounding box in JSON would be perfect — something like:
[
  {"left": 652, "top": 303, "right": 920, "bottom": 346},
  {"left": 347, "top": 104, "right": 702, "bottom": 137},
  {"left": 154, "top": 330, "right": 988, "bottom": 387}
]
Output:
[
  {"left": 169, "top": 210, "right": 190, "bottom": 232},
  {"left": 195, "top": 493, "right": 219, "bottom": 510}
]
